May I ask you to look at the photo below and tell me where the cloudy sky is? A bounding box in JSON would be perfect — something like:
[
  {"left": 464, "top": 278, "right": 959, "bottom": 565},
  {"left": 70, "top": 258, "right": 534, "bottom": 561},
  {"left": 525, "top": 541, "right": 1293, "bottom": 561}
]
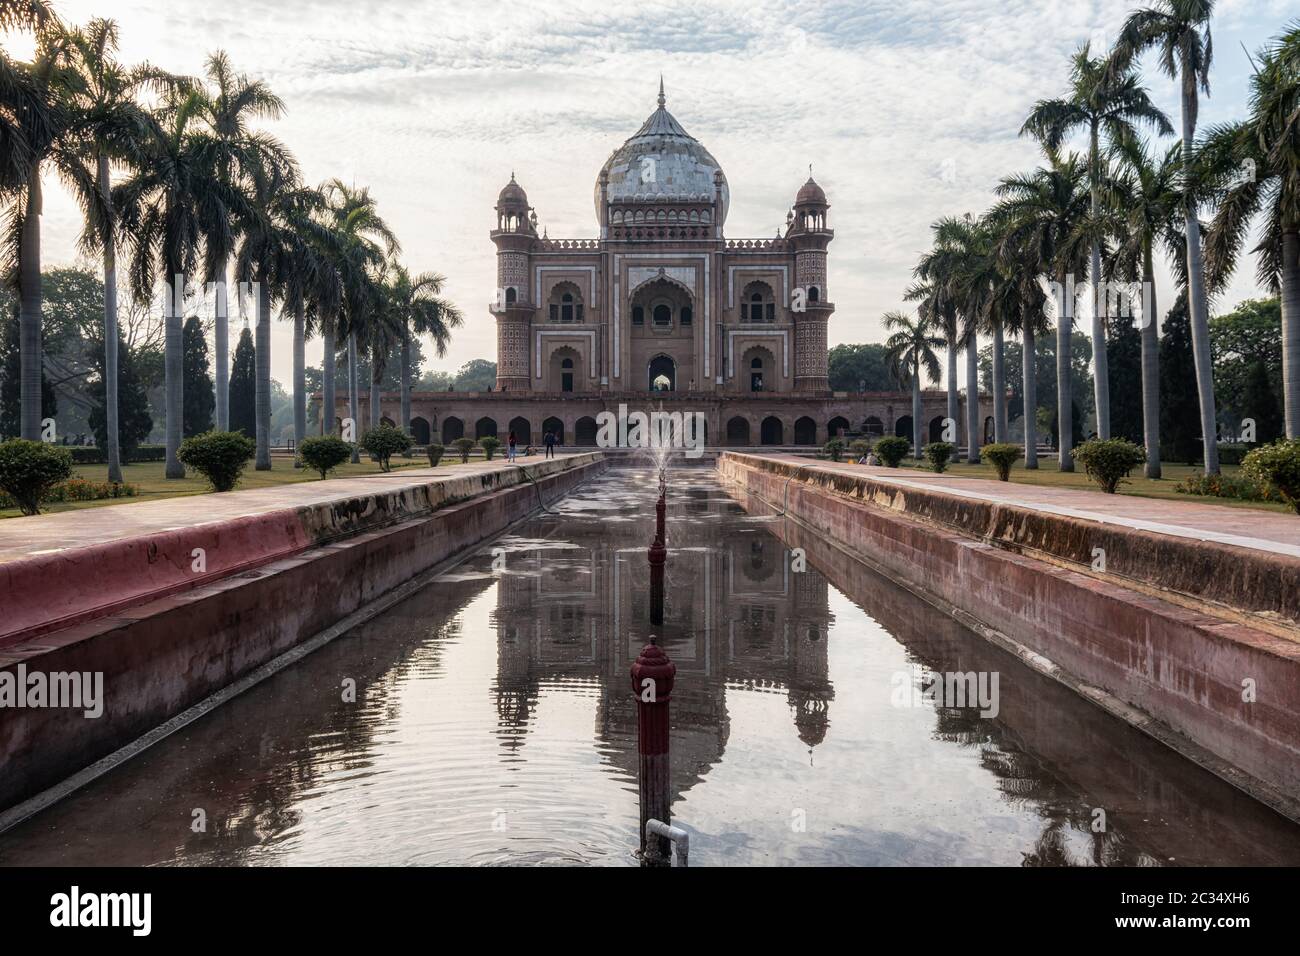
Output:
[{"left": 22, "top": 0, "right": 1295, "bottom": 389}]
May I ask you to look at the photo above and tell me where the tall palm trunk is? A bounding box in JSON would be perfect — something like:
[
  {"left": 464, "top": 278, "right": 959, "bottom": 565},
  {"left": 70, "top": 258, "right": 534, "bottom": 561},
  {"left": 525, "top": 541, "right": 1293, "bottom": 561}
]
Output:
[
  {"left": 254, "top": 277, "right": 271, "bottom": 470},
  {"left": 322, "top": 319, "right": 336, "bottom": 436},
  {"left": 1023, "top": 325, "right": 1038, "bottom": 469},
  {"left": 164, "top": 259, "right": 185, "bottom": 478},
  {"left": 1281, "top": 229, "right": 1299, "bottom": 440},
  {"left": 213, "top": 256, "right": 229, "bottom": 431},
  {"left": 347, "top": 330, "right": 360, "bottom": 463},
  {"left": 1056, "top": 269, "right": 1074, "bottom": 472},
  {"left": 1089, "top": 124, "right": 1110, "bottom": 440},
  {"left": 18, "top": 168, "right": 42, "bottom": 441},
  {"left": 965, "top": 331, "right": 980, "bottom": 464},
  {"left": 292, "top": 301, "right": 305, "bottom": 467},
  {"left": 1179, "top": 73, "right": 1219, "bottom": 474},
  {"left": 369, "top": 344, "right": 382, "bottom": 429},
  {"left": 1141, "top": 245, "right": 1162, "bottom": 478},
  {"left": 992, "top": 324, "right": 1007, "bottom": 442},
  {"left": 97, "top": 153, "right": 122, "bottom": 483},
  {"left": 400, "top": 324, "right": 412, "bottom": 439},
  {"left": 911, "top": 359, "right": 922, "bottom": 459},
  {"left": 946, "top": 331, "right": 959, "bottom": 463}
]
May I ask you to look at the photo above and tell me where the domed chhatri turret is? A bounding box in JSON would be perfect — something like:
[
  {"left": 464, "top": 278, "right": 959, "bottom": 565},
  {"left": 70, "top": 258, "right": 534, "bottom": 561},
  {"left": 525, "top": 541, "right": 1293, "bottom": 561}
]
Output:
[
  {"left": 795, "top": 175, "right": 827, "bottom": 208},
  {"left": 495, "top": 172, "right": 535, "bottom": 235},
  {"left": 595, "top": 78, "right": 730, "bottom": 224}
]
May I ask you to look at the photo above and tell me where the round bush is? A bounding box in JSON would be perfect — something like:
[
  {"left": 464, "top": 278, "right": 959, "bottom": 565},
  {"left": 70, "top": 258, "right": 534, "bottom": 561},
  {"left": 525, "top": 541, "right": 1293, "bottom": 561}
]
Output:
[
  {"left": 426, "top": 443, "right": 445, "bottom": 467},
  {"left": 452, "top": 437, "right": 477, "bottom": 463},
  {"left": 178, "top": 431, "right": 255, "bottom": 492},
  {"left": 480, "top": 436, "right": 501, "bottom": 461},
  {"left": 874, "top": 435, "right": 911, "bottom": 468},
  {"left": 299, "top": 435, "right": 353, "bottom": 480},
  {"left": 823, "top": 437, "right": 846, "bottom": 462},
  {"left": 923, "top": 441, "right": 955, "bottom": 473},
  {"left": 359, "top": 423, "right": 413, "bottom": 472},
  {"left": 1242, "top": 438, "right": 1300, "bottom": 514},
  {"left": 0, "top": 439, "right": 74, "bottom": 515},
  {"left": 982, "top": 443, "right": 1022, "bottom": 482},
  {"left": 1072, "top": 438, "right": 1147, "bottom": 494}
]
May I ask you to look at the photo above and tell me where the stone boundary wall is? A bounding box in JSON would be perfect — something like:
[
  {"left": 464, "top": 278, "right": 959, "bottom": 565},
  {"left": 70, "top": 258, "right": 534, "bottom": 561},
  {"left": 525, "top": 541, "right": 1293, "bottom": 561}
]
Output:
[
  {"left": 0, "top": 454, "right": 606, "bottom": 815},
  {"left": 718, "top": 452, "right": 1300, "bottom": 819}
]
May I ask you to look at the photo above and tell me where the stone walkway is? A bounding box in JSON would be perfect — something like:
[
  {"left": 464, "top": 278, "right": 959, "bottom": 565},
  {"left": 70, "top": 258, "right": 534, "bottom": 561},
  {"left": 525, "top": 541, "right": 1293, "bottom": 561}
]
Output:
[
  {"left": 0, "top": 453, "right": 571, "bottom": 565},
  {"left": 770, "top": 454, "right": 1300, "bottom": 560}
]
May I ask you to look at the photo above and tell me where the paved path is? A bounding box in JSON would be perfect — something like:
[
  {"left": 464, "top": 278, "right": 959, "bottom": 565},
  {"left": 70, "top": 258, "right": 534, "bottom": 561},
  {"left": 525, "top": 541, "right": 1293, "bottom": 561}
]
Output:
[
  {"left": 0, "top": 454, "right": 571, "bottom": 565},
  {"left": 767, "top": 454, "right": 1300, "bottom": 560}
]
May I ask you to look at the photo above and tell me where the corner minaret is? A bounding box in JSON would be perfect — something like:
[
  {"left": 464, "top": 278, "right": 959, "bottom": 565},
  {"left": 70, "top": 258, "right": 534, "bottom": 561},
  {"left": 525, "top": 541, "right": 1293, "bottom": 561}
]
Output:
[
  {"left": 787, "top": 172, "right": 834, "bottom": 392},
  {"left": 491, "top": 173, "right": 536, "bottom": 391}
]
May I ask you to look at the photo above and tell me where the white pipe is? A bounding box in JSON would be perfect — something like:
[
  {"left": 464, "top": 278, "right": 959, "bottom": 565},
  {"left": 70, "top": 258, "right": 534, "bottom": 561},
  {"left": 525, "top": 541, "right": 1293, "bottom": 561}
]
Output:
[{"left": 646, "top": 818, "right": 689, "bottom": 867}]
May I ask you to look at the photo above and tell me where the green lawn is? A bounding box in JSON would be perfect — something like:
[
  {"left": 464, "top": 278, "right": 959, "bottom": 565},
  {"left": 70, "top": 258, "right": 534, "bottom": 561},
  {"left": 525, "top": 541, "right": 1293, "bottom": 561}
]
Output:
[
  {"left": 878, "top": 457, "right": 1296, "bottom": 514},
  {"left": 0, "top": 453, "right": 507, "bottom": 520}
]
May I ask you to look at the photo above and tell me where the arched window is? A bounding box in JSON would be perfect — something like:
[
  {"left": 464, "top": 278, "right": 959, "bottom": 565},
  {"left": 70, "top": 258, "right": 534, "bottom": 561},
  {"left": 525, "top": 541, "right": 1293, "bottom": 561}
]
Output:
[
  {"left": 751, "top": 357, "right": 763, "bottom": 369},
  {"left": 653, "top": 304, "right": 671, "bottom": 327},
  {"left": 749, "top": 292, "right": 763, "bottom": 322},
  {"left": 680, "top": 306, "right": 692, "bottom": 326},
  {"left": 562, "top": 357, "right": 573, "bottom": 369},
  {"left": 742, "top": 281, "right": 776, "bottom": 322},
  {"left": 632, "top": 306, "right": 644, "bottom": 326},
  {"left": 505, "top": 287, "right": 517, "bottom": 305},
  {"left": 548, "top": 282, "right": 583, "bottom": 324}
]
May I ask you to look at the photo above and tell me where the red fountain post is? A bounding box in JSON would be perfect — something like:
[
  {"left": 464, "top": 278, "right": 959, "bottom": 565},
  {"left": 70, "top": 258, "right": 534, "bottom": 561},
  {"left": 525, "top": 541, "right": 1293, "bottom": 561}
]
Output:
[
  {"left": 630, "top": 637, "right": 675, "bottom": 865},
  {"left": 648, "top": 468, "right": 667, "bottom": 625}
]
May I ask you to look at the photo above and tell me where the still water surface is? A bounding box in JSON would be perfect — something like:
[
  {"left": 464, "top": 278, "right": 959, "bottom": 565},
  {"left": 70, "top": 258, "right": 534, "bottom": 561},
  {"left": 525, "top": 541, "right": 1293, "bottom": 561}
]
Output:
[{"left": 2, "top": 467, "right": 1298, "bottom": 866}]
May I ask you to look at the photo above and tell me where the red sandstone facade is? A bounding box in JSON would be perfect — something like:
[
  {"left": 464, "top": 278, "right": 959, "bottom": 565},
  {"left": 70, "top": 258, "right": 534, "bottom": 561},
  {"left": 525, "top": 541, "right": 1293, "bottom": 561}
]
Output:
[{"left": 353, "top": 83, "right": 992, "bottom": 447}]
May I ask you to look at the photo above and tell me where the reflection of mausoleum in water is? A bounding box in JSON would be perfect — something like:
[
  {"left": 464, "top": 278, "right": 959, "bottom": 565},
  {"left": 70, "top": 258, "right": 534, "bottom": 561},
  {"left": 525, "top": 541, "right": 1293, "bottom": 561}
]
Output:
[{"left": 491, "top": 478, "right": 835, "bottom": 799}]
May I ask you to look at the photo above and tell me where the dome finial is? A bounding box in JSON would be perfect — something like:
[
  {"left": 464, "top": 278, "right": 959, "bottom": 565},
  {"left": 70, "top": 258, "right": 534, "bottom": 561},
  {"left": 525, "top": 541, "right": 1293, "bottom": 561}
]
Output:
[{"left": 657, "top": 75, "right": 665, "bottom": 109}]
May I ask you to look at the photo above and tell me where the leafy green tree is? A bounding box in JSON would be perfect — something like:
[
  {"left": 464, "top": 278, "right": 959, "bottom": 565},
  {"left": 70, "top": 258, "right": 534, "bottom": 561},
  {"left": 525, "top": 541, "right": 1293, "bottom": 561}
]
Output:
[
  {"left": 1240, "top": 360, "right": 1284, "bottom": 444},
  {"left": 88, "top": 329, "right": 151, "bottom": 457},
  {"left": 1210, "top": 298, "right": 1282, "bottom": 431},
  {"left": 827, "top": 343, "right": 892, "bottom": 392},
  {"left": 1161, "top": 292, "right": 1202, "bottom": 463},
  {"left": 228, "top": 325, "right": 256, "bottom": 438},
  {"left": 882, "top": 310, "right": 943, "bottom": 459},
  {"left": 1107, "top": 312, "right": 1144, "bottom": 444},
  {"left": 452, "top": 358, "right": 497, "bottom": 392},
  {"left": 182, "top": 316, "right": 214, "bottom": 436}
]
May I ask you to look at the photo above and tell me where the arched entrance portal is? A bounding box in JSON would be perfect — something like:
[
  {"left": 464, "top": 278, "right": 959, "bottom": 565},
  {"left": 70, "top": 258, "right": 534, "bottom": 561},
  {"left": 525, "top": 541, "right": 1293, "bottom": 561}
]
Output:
[
  {"left": 726, "top": 416, "right": 750, "bottom": 446},
  {"left": 410, "top": 417, "right": 430, "bottom": 445},
  {"left": 575, "top": 416, "right": 599, "bottom": 446},
  {"left": 509, "top": 417, "right": 531, "bottom": 445},
  {"left": 542, "top": 416, "right": 564, "bottom": 445},
  {"left": 441, "top": 417, "right": 464, "bottom": 442},
  {"left": 760, "top": 416, "right": 784, "bottom": 445},
  {"left": 794, "top": 416, "right": 817, "bottom": 445},
  {"left": 648, "top": 355, "right": 675, "bottom": 392}
]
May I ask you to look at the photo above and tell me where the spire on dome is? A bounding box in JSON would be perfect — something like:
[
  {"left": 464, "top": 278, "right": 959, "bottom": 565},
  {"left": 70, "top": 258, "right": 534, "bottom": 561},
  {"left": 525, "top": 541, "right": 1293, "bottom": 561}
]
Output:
[{"left": 657, "top": 75, "right": 665, "bottom": 109}]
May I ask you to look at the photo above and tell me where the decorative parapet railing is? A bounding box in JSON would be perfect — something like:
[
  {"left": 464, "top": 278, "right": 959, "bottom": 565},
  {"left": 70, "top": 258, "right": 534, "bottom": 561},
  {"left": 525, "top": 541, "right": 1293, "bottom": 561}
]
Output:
[
  {"left": 537, "top": 238, "right": 601, "bottom": 250},
  {"left": 725, "top": 238, "right": 789, "bottom": 250}
]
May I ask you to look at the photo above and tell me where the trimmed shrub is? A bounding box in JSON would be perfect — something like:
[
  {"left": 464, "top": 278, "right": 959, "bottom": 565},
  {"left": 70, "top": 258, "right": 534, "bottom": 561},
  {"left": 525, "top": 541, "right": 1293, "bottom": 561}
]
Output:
[
  {"left": 0, "top": 439, "right": 74, "bottom": 515},
  {"left": 177, "top": 431, "right": 255, "bottom": 492},
  {"left": 67, "top": 444, "right": 166, "bottom": 465},
  {"left": 359, "top": 423, "right": 413, "bottom": 472},
  {"left": 1072, "top": 438, "right": 1147, "bottom": 494},
  {"left": 923, "top": 441, "right": 955, "bottom": 473},
  {"left": 426, "top": 443, "right": 445, "bottom": 467},
  {"left": 874, "top": 435, "right": 910, "bottom": 468},
  {"left": 0, "top": 478, "right": 139, "bottom": 510},
  {"left": 1242, "top": 438, "right": 1300, "bottom": 514},
  {"left": 982, "top": 443, "right": 1022, "bottom": 482},
  {"left": 823, "top": 437, "right": 846, "bottom": 462},
  {"left": 452, "top": 437, "right": 477, "bottom": 463},
  {"left": 298, "top": 435, "right": 353, "bottom": 480},
  {"left": 480, "top": 436, "right": 501, "bottom": 461},
  {"left": 849, "top": 439, "right": 871, "bottom": 461},
  {"left": 1175, "top": 471, "right": 1282, "bottom": 504}
]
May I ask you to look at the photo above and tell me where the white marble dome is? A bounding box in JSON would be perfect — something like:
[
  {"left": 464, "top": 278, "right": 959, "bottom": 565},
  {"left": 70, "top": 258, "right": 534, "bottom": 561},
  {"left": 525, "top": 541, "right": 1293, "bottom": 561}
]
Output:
[{"left": 595, "top": 83, "right": 729, "bottom": 224}]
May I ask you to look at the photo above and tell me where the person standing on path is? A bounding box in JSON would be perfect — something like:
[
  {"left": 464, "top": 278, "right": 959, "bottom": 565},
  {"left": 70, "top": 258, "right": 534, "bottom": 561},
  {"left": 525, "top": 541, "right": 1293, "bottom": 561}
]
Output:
[
  {"left": 507, "top": 430, "right": 518, "bottom": 462},
  {"left": 544, "top": 430, "right": 556, "bottom": 459}
]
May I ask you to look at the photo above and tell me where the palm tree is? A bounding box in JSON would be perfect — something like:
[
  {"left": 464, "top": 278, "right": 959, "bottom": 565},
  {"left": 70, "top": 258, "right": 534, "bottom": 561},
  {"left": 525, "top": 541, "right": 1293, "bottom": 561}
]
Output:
[
  {"left": 883, "top": 309, "right": 943, "bottom": 459},
  {"left": 993, "top": 152, "right": 1092, "bottom": 470},
  {"left": 1203, "top": 23, "right": 1300, "bottom": 440},
  {"left": 64, "top": 19, "right": 176, "bottom": 483},
  {"left": 915, "top": 215, "right": 987, "bottom": 463},
  {"left": 906, "top": 279, "right": 960, "bottom": 463},
  {"left": 320, "top": 180, "right": 398, "bottom": 459},
  {"left": 1023, "top": 43, "right": 1172, "bottom": 441},
  {"left": 385, "top": 264, "right": 462, "bottom": 436},
  {"left": 991, "top": 238, "right": 1053, "bottom": 468},
  {"left": 1110, "top": 135, "right": 1187, "bottom": 476},
  {"left": 1, "top": 24, "right": 84, "bottom": 441},
  {"left": 199, "top": 51, "right": 284, "bottom": 433},
  {"left": 1111, "top": 0, "right": 1220, "bottom": 473},
  {"left": 116, "top": 89, "right": 241, "bottom": 477}
]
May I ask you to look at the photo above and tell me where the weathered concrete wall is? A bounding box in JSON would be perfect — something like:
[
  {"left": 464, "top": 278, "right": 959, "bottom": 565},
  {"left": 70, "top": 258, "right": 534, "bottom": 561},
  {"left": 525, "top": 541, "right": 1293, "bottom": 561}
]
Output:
[
  {"left": 718, "top": 452, "right": 1300, "bottom": 818},
  {"left": 0, "top": 454, "right": 606, "bottom": 815},
  {"left": 1, "top": 455, "right": 597, "bottom": 646}
]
